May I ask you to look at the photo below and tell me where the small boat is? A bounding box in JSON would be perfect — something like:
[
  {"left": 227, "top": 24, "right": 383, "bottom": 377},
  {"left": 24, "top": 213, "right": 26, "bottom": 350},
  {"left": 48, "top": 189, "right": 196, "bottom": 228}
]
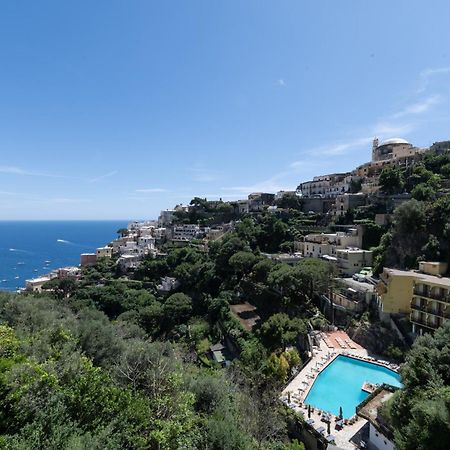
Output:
[
  {"left": 44, "top": 260, "right": 51, "bottom": 264},
  {"left": 1, "top": 279, "right": 7, "bottom": 283},
  {"left": 17, "top": 262, "right": 25, "bottom": 265},
  {"left": 14, "top": 276, "right": 19, "bottom": 279},
  {"left": 33, "top": 269, "right": 38, "bottom": 272}
]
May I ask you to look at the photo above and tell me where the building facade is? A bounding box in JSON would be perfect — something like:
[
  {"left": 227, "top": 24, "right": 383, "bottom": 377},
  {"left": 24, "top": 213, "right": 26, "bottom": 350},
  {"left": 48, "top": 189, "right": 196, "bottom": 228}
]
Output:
[{"left": 377, "top": 262, "right": 450, "bottom": 334}]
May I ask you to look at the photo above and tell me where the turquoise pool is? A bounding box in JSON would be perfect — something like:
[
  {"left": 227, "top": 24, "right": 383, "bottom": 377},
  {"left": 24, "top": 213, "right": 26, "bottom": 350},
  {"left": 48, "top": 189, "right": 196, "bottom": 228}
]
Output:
[{"left": 305, "top": 356, "right": 402, "bottom": 418}]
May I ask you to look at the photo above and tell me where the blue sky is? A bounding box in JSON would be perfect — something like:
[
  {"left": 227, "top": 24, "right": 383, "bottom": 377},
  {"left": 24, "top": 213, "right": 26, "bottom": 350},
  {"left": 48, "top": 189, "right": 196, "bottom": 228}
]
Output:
[{"left": 1, "top": 0, "right": 449, "bottom": 220}]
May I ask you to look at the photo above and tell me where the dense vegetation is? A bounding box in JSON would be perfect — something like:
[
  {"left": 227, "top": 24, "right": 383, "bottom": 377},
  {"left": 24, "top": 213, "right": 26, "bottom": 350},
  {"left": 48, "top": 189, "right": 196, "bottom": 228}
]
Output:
[
  {"left": 0, "top": 219, "right": 336, "bottom": 449},
  {"left": 372, "top": 192, "right": 450, "bottom": 274},
  {"left": 386, "top": 323, "right": 450, "bottom": 450},
  {"left": 0, "top": 290, "right": 309, "bottom": 449}
]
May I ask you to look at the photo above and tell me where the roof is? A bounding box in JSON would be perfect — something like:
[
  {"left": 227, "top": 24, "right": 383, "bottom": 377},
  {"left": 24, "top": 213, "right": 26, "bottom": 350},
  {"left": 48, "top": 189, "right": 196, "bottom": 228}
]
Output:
[
  {"left": 338, "top": 277, "right": 375, "bottom": 293},
  {"left": 336, "top": 248, "right": 372, "bottom": 254},
  {"left": 212, "top": 351, "right": 225, "bottom": 363},
  {"left": 210, "top": 343, "right": 225, "bottom": 352},
  {"left": 26, "top": 276, "right": 51, "bottom": 284},
  {"left": 357, "top": 388, "right": 395, "bottom": 439},
  {"left": 378, "top": 138, "right": 410, "bottom": 146},
  {"left": 384, "top": 268, "right": 450, "bottom": 287}
]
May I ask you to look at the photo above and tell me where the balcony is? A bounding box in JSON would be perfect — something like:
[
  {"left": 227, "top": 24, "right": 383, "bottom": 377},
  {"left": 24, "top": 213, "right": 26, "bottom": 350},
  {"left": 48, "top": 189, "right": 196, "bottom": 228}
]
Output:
[
  {"left": 410, "top": 314, "right": 437, "bottom": 330},
  {"left": 427, "top": 308, "right": 450, "bottom": 320},
  {"left": 410, "top": 301, "right": 427, "bottom": 312},
  {"left": 413, "top": 287, "right": 450, "bottom": 303}
]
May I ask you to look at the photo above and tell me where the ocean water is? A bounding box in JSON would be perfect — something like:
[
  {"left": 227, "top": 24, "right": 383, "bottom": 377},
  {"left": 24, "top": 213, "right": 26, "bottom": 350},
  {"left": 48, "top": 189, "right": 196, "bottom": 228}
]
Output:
[
  {"left": 305, "top": 355, "right": 402, "bottom": 418},
  {"left": 0, "top": 221, "right": 127, "bottom": 292}
]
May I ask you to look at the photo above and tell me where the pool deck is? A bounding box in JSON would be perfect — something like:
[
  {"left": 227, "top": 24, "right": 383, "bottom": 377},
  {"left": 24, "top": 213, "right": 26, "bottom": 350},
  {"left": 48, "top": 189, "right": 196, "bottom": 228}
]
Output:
[{"left": 281, "top": 332, "right": 400, "bottom": 449}]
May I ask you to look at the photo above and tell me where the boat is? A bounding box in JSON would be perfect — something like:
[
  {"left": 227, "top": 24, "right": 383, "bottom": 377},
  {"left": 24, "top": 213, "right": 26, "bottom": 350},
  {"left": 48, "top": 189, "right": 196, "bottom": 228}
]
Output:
[
  {"left": 1, "top": 279, "right": 7, "bottom": 283},
  {"left": 45, "top": 260, "right": 51, "bottom": 264},
  {"left": 17, "top": 262, "right": 25, "bottom": 265},
  {"left": 14, "top": 276, "right": 19, "bottom": 279},
  {"left": 33, "top": 269, "right": 38, "bottom": 272}
]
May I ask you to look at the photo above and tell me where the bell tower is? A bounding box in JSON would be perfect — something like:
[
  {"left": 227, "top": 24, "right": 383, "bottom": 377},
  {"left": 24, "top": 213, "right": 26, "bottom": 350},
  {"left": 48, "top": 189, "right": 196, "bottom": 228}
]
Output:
[{"left": 372, "top": 137, "right": 379, "bottom": 161}]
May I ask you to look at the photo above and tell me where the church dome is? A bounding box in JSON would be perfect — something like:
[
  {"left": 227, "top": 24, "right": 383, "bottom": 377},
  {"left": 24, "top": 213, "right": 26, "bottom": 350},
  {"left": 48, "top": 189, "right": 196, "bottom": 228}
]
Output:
[{"left": 378, "top": 138, "right": 410, "bottom": 146}]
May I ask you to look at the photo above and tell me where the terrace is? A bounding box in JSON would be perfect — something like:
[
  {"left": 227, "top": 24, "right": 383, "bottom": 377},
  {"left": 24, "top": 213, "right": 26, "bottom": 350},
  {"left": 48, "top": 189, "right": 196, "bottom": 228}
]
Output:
[{"left": 281, "top": 332, "right": 400, "bottom": 449}]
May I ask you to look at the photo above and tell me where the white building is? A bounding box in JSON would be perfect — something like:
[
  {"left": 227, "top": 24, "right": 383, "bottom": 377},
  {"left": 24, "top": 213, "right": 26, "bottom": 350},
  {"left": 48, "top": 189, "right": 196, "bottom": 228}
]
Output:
[
  {"left": 237, "top": 200, "right": 249, "bottom": 214},
  {"left": 335, "top": 248, "right": 373, "bottom": 277},
  {"left": 138, "top": 236, "right": 156, "bottom": 250},
  {"left": 25, "top": 275, "right": 56, "bottom": 292},
  {"left": 171, "top": 224, "right": 201, "bottom": 241},
  {"left": 111, "top": 236, "right": 134, "bottom": 253},
  {"left": 298, "top": 173, "right": 359, "bottom": 198},
  {"left": 157, "top": 276, "right": 180, "bottom": 294},
  {"left": 158, "top": 209, "right": 176, "bottom": 227},
  {"left": 119, "top": 241, "right": 144, "bottom": 256},
  {"left": 275, "top": 190, "right": 297, "bottom": 200},
  {"left": 302, "top": 227, "right": 362, "bottom": 258},
  {"left": 153, "top": 227, "right": 167, "bottom": 241},
  {"left": 117, "top": 254, "right": 141, "bottom": 271}
]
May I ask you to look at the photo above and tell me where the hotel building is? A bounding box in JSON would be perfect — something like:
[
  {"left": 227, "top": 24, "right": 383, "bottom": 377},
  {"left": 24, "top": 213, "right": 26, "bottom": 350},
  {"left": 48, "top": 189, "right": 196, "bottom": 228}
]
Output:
[{"left": 377, "top": 262, "right": 450, "bottom": 334}]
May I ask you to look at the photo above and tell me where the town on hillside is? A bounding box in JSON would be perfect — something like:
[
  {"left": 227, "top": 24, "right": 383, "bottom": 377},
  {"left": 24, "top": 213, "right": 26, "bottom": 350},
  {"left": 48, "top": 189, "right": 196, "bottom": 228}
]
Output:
[{"left": 20, "top": 137, "right": 450, "bottom": 450}]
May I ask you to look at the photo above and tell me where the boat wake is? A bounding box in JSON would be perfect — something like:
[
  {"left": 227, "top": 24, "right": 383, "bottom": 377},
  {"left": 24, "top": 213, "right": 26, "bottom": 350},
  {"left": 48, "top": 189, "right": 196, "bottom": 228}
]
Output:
[
  {"left": 9, "top": 248, "right": 32, "bottom": 254},
  {"left": 56, "top": 239, "right": 90, "bottom": 249}
]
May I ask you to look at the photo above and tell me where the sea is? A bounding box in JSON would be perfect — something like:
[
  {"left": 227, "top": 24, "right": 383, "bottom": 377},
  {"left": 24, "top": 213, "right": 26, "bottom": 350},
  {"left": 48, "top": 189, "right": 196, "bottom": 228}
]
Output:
[{"left": 0, "top": 221, "right": 127, "bottom": 292}]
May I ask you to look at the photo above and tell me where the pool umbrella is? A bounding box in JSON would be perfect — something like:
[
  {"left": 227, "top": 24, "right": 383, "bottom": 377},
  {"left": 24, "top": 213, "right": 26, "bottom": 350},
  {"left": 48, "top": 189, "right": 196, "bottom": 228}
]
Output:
[
  {"left": 308, "top": 405, "right": 311, "bottom": 418},
  {"left": 339, "top": 406, "right": 343, "bottom": 419}
]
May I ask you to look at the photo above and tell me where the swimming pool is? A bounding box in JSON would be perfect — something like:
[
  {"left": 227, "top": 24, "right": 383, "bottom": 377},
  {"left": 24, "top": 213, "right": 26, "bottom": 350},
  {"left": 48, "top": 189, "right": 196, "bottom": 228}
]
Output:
[{"left": 304, "top": 356, "right": 402, "bottom": 418}]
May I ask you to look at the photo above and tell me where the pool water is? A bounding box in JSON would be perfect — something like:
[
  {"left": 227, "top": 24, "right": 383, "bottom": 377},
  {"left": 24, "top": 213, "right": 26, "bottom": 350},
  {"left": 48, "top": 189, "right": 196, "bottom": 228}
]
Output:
[{"left": 305, "top": 356, "right": 402, "bottom": 418}]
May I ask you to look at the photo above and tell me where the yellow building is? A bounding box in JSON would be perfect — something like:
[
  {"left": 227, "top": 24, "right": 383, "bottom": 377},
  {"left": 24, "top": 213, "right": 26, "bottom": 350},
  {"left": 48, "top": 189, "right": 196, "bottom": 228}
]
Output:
[
  {"left": 377, "top": 262, "right": 450, "bottom": 334},
  {"left": 377, "top": 268, "right": 416, "bottom": 315},
  {"left": 96, "top": 246, "right": 113, "bottom": 258}
]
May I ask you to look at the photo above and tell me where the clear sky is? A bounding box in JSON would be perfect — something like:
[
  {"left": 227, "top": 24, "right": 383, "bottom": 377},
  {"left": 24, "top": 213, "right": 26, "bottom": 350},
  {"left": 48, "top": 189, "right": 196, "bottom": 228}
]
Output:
[{"left": 1, "top": 0, "right": 449, "bottom": 220}]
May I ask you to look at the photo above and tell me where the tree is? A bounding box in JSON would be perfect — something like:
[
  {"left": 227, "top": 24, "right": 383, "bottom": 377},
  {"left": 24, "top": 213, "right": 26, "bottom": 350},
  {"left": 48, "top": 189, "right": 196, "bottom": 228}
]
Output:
[
  {"left": 389, "top": 323, "right": 450, "bottom": 450},
  {"left": 406, "top": 164, "right": 441, "bottom": 191},
  {"left": 228, "top": 251, "right": 258, "bottom": 276},
  {"left": 266, "top": 352, "right": 290, "bottom": 382},
  {"left": 276, "top": 193, "right": 303, "bottom": 210},
  {"left": 137, "top": 302, "right": 164, "bottom": 336},
  {"left": 42, "top": 278, "right": 77, "bottom": 299},
  {"left": 411, "top": 183, "right": 436, "bottom": 201},
  {"left": 379, "top": 166, "right": 405, "bottom": 195},
  {"left": 116, "top": 228, "right": 129, "bottom": 237},
  {"left": 259, "top": 313, "right": 306, "bottom": 351},
  {"left": 251, "top": 258, "right": 275, "bottom": 283},
  {"left": 163, "top": 293, "right": 193, "bottom": 326},
  {"left": 190, "top": 197, "right": 208, "bottom": 208}
]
